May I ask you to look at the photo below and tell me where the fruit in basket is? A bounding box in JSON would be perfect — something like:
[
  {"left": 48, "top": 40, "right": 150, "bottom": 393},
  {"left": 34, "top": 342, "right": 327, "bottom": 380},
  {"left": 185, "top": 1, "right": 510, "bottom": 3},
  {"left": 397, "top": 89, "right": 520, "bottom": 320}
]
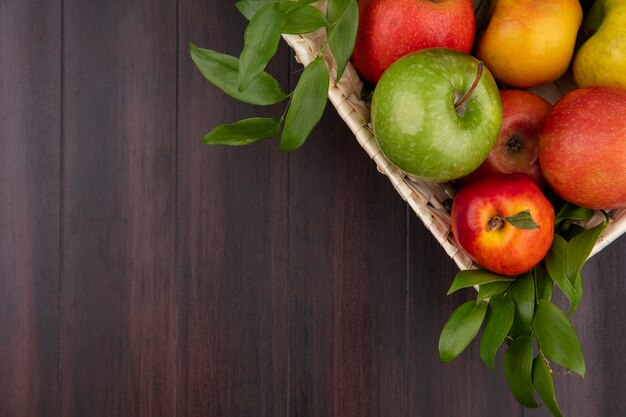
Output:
[
  {"left": 451, "top": 175, "right": 555, "bottom": 276},
  {"left": 540, "top": 86, "right": 626, "bottom": 210},
  {"left": 459, "top": 90, "right": 551, "bottom": 187},
  {"left": 476, "top": 0, "right": 582, "bottom": 88},
  {"left": 351, "top": 0, "right": 475, "bottom": 84},
  {"left": 573, "top": 0, "right": 626, "bottom": 88},
  {"left": 371, "top": 49, "right": 502, "bottom": 183}
]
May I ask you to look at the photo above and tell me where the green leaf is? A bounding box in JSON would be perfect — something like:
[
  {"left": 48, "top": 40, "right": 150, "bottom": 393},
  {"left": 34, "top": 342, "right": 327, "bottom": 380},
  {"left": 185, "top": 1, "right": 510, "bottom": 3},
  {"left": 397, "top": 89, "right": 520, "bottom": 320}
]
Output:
[
  {"left": 534, "top": 300, "right": 585, "bottom": 377},
  {"left": 239, "top": 4, "right": 285, "bottom": 92},
  {"left": 505, "top": 210, "right": 540, "bottom": 230},
  {"left": 555, "top": 202, "right": 594, "bottom": 225},
  {"left": 507, "top": 273, "right": 535, "bottom": 336},
  {"left": 326, "top": 0, "right": 358, "bottom": 81},
  {"left": 504, "top": 336, "right": 539, "bottom": 408},
  {"left": 282, "top": 5, "right": 328, "bottom": 34},
  {"left": 532, "top": 355, "right": 564, "bottom": 417},
  {"left": 571, "top": 271, "right": 583, "bottom": 315},
  {"left": 190, "top": 44, "right": 288, "bottom": 106},
  {"left": 326, "top": 0, "right": 351, "bottom": 26},
  {"left": 237, "top": 1, "right": 325, "bottom": 30},
  {"left": 448, "top": 269, "right": 515, "bottom": 295},
  {"left": 235, "top": 0, "right": 275, "bottom": 20},
  {"left": 565, "top": 222, "right": 607, "bottom": 280},
  {"left": 477, "top": 280, "right": 513, "bottom": 301},
  {"left": 534, "top": 263, "right": 553, "bottom": 302},
  {"left": 543, "top": 235, "right": 580, "bottom": 312},
  {"left": 279, "top": 56, "right": 329, "bottom": 151},
  {"left": 439, "top": 301, "right": 487, "bottom": 363},
  {"left": 480, "top": 295, "right": 515, "bottom": 370},
  {"left": 544, "top": 222, "right": 605, "bottom": 315},
  {"left": 202, "top": 118, "right": 281, "bottom": 146},
  {"left": 279, "top": 0, "right": 320, "bottom": 13}
]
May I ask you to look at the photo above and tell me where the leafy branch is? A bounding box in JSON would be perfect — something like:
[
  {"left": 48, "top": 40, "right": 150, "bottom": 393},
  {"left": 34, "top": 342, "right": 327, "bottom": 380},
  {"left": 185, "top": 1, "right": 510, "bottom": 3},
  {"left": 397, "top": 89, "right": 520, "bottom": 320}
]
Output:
[
  {"left": 439, "top": 203, "right": 608, "bottom": 417},
  {"left": 191, "top": 0, "right": 358, "bottom": 150}
]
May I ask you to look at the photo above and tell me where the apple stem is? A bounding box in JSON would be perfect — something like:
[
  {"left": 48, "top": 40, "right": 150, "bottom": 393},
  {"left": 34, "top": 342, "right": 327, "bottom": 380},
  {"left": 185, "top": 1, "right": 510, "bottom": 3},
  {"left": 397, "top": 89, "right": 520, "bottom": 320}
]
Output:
[
  {"left": 487, "top": 216, "right": 505, "bottom": 232},
  {"left": 454, "top": 61, "right": 484, "bottom": 113}
]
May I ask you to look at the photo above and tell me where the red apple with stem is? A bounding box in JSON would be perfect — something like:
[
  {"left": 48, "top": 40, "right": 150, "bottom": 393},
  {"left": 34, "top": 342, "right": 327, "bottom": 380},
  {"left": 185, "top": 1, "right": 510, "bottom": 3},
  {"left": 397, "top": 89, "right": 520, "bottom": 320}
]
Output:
[
  {"left": 452, "top": 175, "right": 555, "bottom": 276},
  {"left": 540, "top": 86, "right": 626, "bottom": 209},
  {"left": 459, "top": 90, "right": 552, "bottom": 187},
  {"left": 351, "top": 0, "right": 475, "bottom": 85}
]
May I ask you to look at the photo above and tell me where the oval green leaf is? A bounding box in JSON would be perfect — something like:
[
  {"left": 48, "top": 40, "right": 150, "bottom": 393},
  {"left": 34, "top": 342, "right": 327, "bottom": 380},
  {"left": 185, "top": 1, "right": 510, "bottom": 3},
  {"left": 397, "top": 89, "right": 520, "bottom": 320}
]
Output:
[
  {"left": 279, "top": 0, "right": 320, "bottom": 13},
  {"left": 239, "top": 4, "right": 284, "bottom": 92},
  {"left": 505, "top": 209, "right": 540, "bottom": 230},
  {"left": 555, "top": 202, "right": 594, "bottom": 225},
  {"left": 534, "top": 300, "right": 585, "bottom": 377},
  {"left": 279, "top": 56, "right": 329, "bottom": 151},
  {"left": 282, "top": 5, "right": 328, "bottom": 34},
  {"left": 477, "top": 280, "right": 513, "bottom": 301},
  {"left": 326, "top": 0, "right": 358, "bottom": 81},
  {"left": 202, "top": 118, "right": 281, "bottom": 146},
  {"left": 534, "top": 263, "right": 553, "bottom": 302},
  {"left": 480, "top": 295, "right": 515, "bottom": 371},
  {"left": 507, "top": 273, "right": 535, "bottom": 336},
  {"left": 532, "top": 355, "right": 564, "bottom": 417},
  {"left": 543, "top": 235, "right": 579, "bottom": 313},
  {"left": 568, "top": 271, "right": 584, "bottom": 315},
  {"left": 504, "top": 336, "right": 539, "bottom": 408},
  {"left": 438, "top": 301, "right": 487, "bottom": 363},
  {"left": 235, "top": 0, "right": 275, "bottom": 20},
  {"left": 190, "top": 44, "right": 288, "bottom": 106},
  {"left": 566, "top": 222, "right": 607, "bottom": 279},
  {"left": 447, "top": 268, "right": 515, "bottom": 295}
]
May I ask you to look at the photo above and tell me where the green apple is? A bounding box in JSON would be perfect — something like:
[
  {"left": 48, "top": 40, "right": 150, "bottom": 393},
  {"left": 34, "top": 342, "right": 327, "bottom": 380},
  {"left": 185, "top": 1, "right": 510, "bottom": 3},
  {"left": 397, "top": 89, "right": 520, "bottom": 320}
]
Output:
[{"left": 371, "top": 48, "right": 502, "bottom": 182}]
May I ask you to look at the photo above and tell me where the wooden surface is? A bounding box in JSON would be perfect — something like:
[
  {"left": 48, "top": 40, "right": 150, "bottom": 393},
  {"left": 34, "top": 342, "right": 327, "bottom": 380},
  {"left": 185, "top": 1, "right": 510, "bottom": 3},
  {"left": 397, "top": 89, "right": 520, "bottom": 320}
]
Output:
[{"left": 1, "top": 2, "right": 625, "bottom": 416}]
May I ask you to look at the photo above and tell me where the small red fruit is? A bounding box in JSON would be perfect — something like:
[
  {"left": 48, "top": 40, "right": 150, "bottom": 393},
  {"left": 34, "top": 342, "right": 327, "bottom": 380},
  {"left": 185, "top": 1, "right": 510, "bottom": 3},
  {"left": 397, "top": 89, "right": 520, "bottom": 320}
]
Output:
[
  {"left": 459, "top": 90, "right": 551, "bottom": 187},
  {"left": 351, "top": 0, "right": 475, "bottom": 85},
  {"left": 540, "top": 86, "right": 626, "bottom": 209},
  {"left": 451, "top": 175, "right": 555, "bottom": 276}
]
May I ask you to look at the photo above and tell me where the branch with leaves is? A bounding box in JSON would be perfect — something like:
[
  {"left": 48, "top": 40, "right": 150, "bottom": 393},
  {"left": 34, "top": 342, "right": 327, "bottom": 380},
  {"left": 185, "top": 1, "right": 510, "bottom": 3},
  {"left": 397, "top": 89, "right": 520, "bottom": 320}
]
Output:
[
  {"left": 191, "top": 0, "right": 358, "bottom": 150},
  {"left": 439, "top": 203, "right": 608, "bottom": 417}
]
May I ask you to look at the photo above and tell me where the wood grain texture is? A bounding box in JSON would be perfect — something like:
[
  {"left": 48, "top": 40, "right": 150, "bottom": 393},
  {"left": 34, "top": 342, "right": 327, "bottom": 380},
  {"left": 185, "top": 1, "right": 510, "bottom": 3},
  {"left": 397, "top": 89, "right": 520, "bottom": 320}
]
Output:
[
  {"left": 288, "top": 102, "right": 408, "bottom": 417},
  {"left": 0, "top": 2, "right": 61, "bottom": 417},
  {"left": 1, "top": 2, "right": 626, "bottom": 417},
  {"left": 176, "top": 2, "right": 289, "bottom": 417},
  {"left": 60, "top": 1, "right": 176, "bottom": 416}
]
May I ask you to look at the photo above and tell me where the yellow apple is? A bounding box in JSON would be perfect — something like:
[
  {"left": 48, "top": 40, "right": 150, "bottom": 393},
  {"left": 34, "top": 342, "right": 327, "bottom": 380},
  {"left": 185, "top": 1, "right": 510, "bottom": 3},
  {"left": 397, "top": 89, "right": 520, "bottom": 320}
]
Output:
[
  {"left": 476, "top": 0, "right": 582, "bottom": 88},
  {"left": 573, "top": 0, "right": 626, "bottom": 88}
]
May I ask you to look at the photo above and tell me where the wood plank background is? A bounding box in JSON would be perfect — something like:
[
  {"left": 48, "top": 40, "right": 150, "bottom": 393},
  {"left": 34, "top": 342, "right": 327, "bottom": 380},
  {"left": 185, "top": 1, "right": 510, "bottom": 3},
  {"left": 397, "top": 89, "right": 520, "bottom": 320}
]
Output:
[{"left": 1, "top": 1, "right": 625, "bottom": 416}]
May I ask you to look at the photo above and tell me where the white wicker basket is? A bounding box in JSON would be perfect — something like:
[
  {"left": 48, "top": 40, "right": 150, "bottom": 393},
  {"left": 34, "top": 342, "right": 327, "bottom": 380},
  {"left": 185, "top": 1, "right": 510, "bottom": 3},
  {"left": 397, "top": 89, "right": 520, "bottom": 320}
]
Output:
[{"left": 282, "top": 4, "right": 626, "bottom": 271}]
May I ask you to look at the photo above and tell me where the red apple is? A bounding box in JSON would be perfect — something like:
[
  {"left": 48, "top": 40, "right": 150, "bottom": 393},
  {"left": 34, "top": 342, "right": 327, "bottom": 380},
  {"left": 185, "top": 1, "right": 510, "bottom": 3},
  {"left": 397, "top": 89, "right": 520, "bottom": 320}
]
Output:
[
  {"left": 351, "top": 0, "right": 475, "bottom": 85},
  {"left": 540, "top": 86, "right": 626, "bottom": 209},
  {"left": 459, "top": 90, "right": 551, "bottom": 187},
  {"left": 451, "top": 175, "right": 555, "bottom": 276}
]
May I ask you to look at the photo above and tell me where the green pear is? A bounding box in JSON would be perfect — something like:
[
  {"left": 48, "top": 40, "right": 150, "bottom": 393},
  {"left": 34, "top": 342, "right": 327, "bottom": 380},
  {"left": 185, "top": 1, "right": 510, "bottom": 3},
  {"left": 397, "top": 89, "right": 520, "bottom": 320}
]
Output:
[{"left": 573, "top": 0, "right": 626, "bottom": 88}]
